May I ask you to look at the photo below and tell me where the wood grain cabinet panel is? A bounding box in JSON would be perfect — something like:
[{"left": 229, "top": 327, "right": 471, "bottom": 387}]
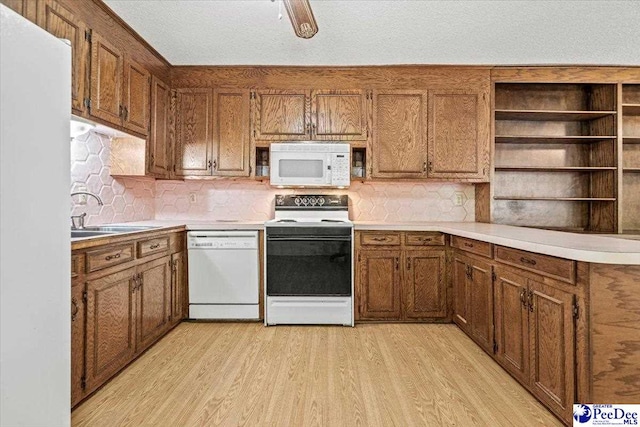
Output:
[
  {"left": 171, "top": 251, "right": 186, "bottom": 324},
  {"left": 84, "top": 267, "right": 136, "bottom": 394},
  {"left": 212, "top": 88, "right": 251, "bottom": 176},
  {"left": 358, "top": 250, "right": 402, "bottom": 320},
  {"left": 404, "top": 250, "right": 447, "bottom": 319},
  {"left": 254, "top": 89, "right": 311, "bottom": 140},
  {"left": 359, "top": 232, "right": 401, "bottom": 246},
  {"left": 148, "top": 76, "right": 171, "bottom": 177},
  {"left": 1, "top": 0, "right": 37, "bottom": 21},
  {"left": 427, "top": 91, "right": 488, "bottom": 180},
  {"left": 371, "top": 90, "right": 428, "bottom": 178},
  {"left": 136, "top": 257, "right": 171, "bottom": 352},
  {"left": 495, "top": 246, "right": 575, "bottom": 284},
  {"left": 89, "top": 31, "right": 124, "bottom": 125},
  {"left": 123, "top": 57, "right": 150, "bottom": 136},
  {"left": 528, "top": 280, "right": 575, "bottom": 422},
  {"left": 469, "top": 257, "right": 494, "bottom": 352},
  {"left": 71, "top": 282, "right": 85, "bottom": 407},
  {"left": 452, "top": 254, "right": 470, "bottom": 331},
  {"left": 175, "top": 88, "right": 213, "bottom": 176},
  {"left": 311, "top": 89, "right": 368, "bottom": 140},
  {"left": 494, "top": 267, "right": 529, "bottom": 385},
  {"left": 37, "top": 0, "right": 88, "bottom": 115}
]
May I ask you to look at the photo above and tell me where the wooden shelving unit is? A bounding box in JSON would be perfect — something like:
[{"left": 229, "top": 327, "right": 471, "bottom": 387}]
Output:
[
  {"left": 621, "top": 84, "right": 640, "bottom": 233},
  {"left": 493, "top": 83, "right": 618, "bottom": 232}
]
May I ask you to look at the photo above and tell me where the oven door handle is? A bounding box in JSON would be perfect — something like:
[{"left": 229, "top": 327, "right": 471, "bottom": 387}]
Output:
[{"left": 267, "top": 236, "right": 352, "bottom": 242}]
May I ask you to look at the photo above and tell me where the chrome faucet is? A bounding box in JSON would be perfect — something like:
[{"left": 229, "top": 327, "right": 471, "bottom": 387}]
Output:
[{"left": 70, "top": 191, "right": 104, "bottom": 229}]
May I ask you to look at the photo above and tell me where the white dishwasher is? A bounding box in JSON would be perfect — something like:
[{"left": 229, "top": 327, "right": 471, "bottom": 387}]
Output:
[{"left": 188, "top": 231, "right": 259, "bottom": 320}]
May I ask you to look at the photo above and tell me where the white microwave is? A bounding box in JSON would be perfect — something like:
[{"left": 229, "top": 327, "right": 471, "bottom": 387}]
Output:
[{"left": 270, "top": 143, "right": 351, "bottom": 188}]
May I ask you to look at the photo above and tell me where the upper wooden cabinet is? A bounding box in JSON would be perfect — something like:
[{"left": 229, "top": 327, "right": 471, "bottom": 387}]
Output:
[
  {"left": 253, "top": 89, "right": 310, "bottom": 140},
  {"left": 212, "top": 88, "right": 251, "bottom": 176},
  {"left": 253, "top": 89, "right": 369, "bottom": 141},
  {"left": 1, "top": 0, "right": 37, "bottom": 22},
  {"left": 175, "top": 88, "right": 213, "bottom": 176},
  {"left": 311, "top": 90, "right": 368, "bottom": 141},
  {"left": 371, "top": 90, "right": 428, "bottom": 178},
  {"left": 37, "top": 0, "right": 88, "bottom": 115},
  {"left": 174, "top": 88, "right": 251, "bottom": 177},
  {"left": 147, "top": 76, "right": 171, "bottom": 177},
  {"left": 427, "top": 90, "right": 489, "bottom": 180},
  {"left": 89, "top": 31, "right": 150, "bottom": 136}
]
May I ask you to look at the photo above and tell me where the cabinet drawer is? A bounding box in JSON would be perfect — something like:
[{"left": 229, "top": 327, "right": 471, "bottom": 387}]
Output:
[
  {"left": 360, "top": 232, "right": 401, "bottom": 246},
  {"left": 404, "top": 232, "right": 445, "bottom": 246},
  {"left": 137, "top": 236, "right": 170, "bottom": 258},
  {"left": 495, "top": 246, "right": 575, "bottom": 284},
  {"left": 86, "top": 244, "right": 135, "bottom": 273},
  {"left": 451, "top": 236, "right": 493, "bottom": 258}
]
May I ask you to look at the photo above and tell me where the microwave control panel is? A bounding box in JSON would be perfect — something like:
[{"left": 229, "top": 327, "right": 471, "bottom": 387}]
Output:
[{"left": 331, "top": 153, "right": 351, "bottom": 186}]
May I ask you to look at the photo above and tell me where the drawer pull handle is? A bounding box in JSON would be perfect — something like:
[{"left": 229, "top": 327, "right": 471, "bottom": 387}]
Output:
[
  {"left": 149, "top": 243, "right": 161, "bottom": 250},
  {"left": 520, "top": 289, "right": 527, "bottom": 308},
  {"left": 422, "top": 238, "right": 432, "bottom": 243},
  {"left": 528, "top": 290, "right": 534, "bottom": 312},
  {"left": 464, "top": 242, "right": 474, "bottom": 248},
  {"left": 372, "top": 237, "right": 387, "bottom": 242},
  {"left": 520, "top": 257, "right": 537, "bottom": 266},
  {"left": 105, "top": 253, "right": 121, "bottom": 261}
]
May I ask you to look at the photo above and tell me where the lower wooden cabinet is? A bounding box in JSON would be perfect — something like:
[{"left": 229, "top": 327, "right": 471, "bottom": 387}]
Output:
[
  {"left": 493, "top": 266, "right": 576, "bottom": 423},
  {"left": 71, "top": 280, "right": 86, "bottom": 407},
  {"left": 137, "top": 257, "right": 172, "bottom": 351},
  {"left": 170, "top": 251, "right": 187, "bottom": 324},
  {"left": 356, "top": 240, "right": 447, "bottom": 321},
  {"left": 452, "top": 251, "right": 493, "bottom": 353}
]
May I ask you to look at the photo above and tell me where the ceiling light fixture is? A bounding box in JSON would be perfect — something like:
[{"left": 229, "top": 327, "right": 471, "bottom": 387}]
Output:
[{"left": 282, "top": 0, "right": 318, "bottom": 39}]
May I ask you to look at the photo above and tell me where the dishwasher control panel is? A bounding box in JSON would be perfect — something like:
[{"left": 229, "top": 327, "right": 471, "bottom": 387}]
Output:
[{"left": 187, "top": 232, "right": 258, "bottom": 250}]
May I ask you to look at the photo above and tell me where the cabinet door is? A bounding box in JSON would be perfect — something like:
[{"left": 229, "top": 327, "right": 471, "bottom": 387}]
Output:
[
  {"left": 311, "top": 89, "right": 368, "bottom": 141},
  {"left": 71, "top": 282, "right": 85, "bottom": 407},
  {"left": 175, "top": 88, "right": 213, "bottom": 176},
  {"left": 212, "top": 88, "right": 251, "bottom": 176},
  {"left": 122, "top": 57, "right": 150, "bottom": 135},
  {"left": 148, "top": 76, "right": 170, "bottom": 177},
  {"left": 494, "top": 267, "right": 529, "bottom": 385},
  {"left": 253, "top": 89, "right": 311, "bottom": 140},
  {"left": 404, "top": 250, "right": 447, "bottom": 319},
  {"left": 89, "top": 32, "right": 124, "bottom": 126},
  {"left": 452, "top": 254, "right": 470, "bottom": 330},
  {"left": 358, "top": 250, "right": 402, "bottom": 320},
  {"left": 136, "top": 257, "right": 171, "bottom": 352},
  {"left": 37, "top": 0, "right": 88, "bottom": 114},
  {"left": 1, "top": 0, "right": 37, "bottom": 22},
  {"left": 371, "top": 90, "right": 428, "bottom": 178},
  {"left": 469, "top": 257, "right": 493, "bottom": 352},
  {"left": 528, "top": 280, "right": 575, "bottom": 422},
  {"left": 85, "top": 267, "right": 136, "bottom": 393},
  {"left": 427, "top": 91, "right": 488, "bottom": 180},
  {"left": 171, "top": 251, "right": 186, "bottom": 324}
]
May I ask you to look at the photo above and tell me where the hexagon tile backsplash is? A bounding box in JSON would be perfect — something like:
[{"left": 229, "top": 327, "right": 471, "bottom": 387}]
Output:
[
  {"left": 71, "top": 131, "right": 475, "bottom": 224},
  {"left": 155, "top": 180, "right": 475, "bottom": 222},
  {"left": 70, "top": 131, "right": 155, "bottom": 226}
]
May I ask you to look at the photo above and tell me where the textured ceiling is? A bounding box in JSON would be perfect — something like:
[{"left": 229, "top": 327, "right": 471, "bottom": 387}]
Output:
[{"left": 103, "top": 0, "right": 640, "bottom": 66}]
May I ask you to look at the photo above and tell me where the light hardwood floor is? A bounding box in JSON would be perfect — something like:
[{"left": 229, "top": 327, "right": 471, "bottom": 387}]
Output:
[{"left": 72, "top": 323, "right": 562, "bottom": 426}]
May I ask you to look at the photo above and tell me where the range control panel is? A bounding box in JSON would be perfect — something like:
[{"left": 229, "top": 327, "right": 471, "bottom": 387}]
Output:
[{"left": 275, "top": 194, "right": 349, "bottom": 210}]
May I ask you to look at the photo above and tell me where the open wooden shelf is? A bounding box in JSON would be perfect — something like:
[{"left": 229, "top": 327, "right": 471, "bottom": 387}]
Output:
[
  {"left": 623, "top": 136, "right": 640, "bottom": 144},
  {"left": 623, "top": 104, "right": 640, "bottom": 115},
  {"left": 494, "top": 196, "right": 617, "bottom": 202},
  {"left": 495, "top": 135, "right": 617, "bottom": 144},
  {"left": 623, "top": 168, "right": 640, "bottom": 173},
  {"left": 495, "top": 166, "right": 616, "bottom": 172},
  {"left": 495, "top": 110, "right": 616, "bottom": 122}
]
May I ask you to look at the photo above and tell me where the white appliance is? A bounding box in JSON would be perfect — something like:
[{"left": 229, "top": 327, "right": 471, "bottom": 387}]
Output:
[
  {"left": 265, "top": 195, "right": 354, "bottom": 326},
  {"left": 188, "top": 231, "right": 260, "bottom": 319},
  {"left": 1, "top": 5, "right": 71, "bottom": 426},
  {"left": 270, "top": 143, "right": 351, "bottom": 188}
]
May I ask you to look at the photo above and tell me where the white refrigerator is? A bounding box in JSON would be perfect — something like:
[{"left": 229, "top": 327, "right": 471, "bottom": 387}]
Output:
[{"left": 1, "top": 5, "right": 71, "bottom": 426}]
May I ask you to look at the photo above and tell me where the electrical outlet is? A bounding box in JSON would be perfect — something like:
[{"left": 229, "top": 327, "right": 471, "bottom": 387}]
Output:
[
  {"left": 189, "top": 193, "right": 197, "bottom": 203},
  {"left": 453, "top": 192, "right": 465, "bottom": 206},
  {"left": 76, "top": 185, "right": 87, "bottom": 205}
]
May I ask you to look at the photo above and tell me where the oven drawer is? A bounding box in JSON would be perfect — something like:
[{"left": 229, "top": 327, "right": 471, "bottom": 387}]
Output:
[
  {"left": 404, "top": 232, "right": 445, "bottom": 246},
  {"left": 451, "top": 236, "right": 493, "bottom": 258},
  {"left": 359, "top": 232, "right": 401, "bottom": 246},
  {"left": 495, "top": 246, "right": 575, "bottom": 284}
]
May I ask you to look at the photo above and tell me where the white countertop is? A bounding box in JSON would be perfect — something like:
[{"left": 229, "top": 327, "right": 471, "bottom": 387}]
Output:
[
  {"left": 356, "top": 222, "right": 640, "bottom": 265},
  {"left": 106, "top": 220, "right": 640, "bottom": 265}
]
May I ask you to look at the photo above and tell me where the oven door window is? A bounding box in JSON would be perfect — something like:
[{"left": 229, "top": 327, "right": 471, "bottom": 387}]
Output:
[{"left": 267, "top": 236, "right": 352, "bottom": 296}]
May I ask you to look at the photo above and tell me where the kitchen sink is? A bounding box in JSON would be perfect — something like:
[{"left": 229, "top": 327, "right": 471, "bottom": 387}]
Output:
[{"left": 71, "top": 225, "right": 160, "bottom": 239}]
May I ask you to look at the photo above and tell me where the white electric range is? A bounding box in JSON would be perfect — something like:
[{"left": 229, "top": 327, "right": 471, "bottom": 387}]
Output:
[{"left": 264, "top": 195, "right": 354, "bottom": 326}]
